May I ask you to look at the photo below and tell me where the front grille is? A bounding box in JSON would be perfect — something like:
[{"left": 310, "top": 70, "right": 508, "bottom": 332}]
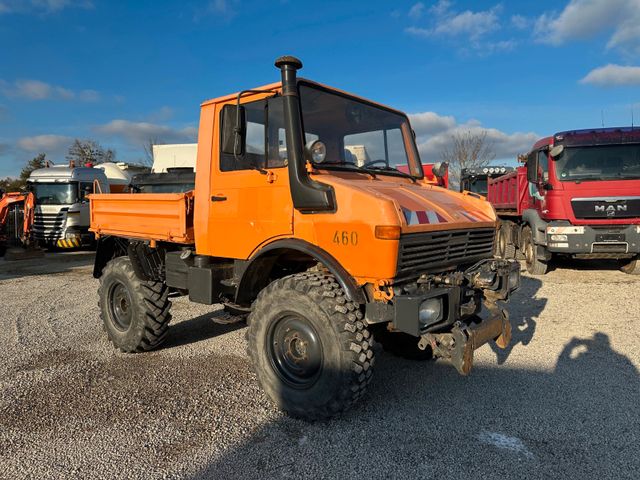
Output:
[
  {"left": 572, "top": 197, "right": 640, "bottom": 219},
  {"left": 397, "top": 228, "right": 495, "bottom": 278},
  {"left": 33, "top": 209, "right": 67, "bottom": 241}
]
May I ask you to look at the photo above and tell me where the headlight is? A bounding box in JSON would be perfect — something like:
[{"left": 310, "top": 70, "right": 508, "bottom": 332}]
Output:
[
  {"left": 550, "top": 234, "right": 568, "bottom": 241},
  {"left": 482, "top": 167, "right": 489, "bottom": 173},
  {"left": 419, "top": 298, "right": 443, "bottom": 328},
  {"left": 489, "top": 167, "right": 495, "bottom": 173},
  {"left": 306, "top": 140, "right": 326, "bottom": 163}
]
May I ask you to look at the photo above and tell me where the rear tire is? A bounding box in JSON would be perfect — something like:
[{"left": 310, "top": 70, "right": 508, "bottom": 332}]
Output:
[
  {"left": 374, "top": 328, "right": 433, "bottom": 361},
  {"left": 98, "top": 256, "right": 171, "bottom": 352},
  {"left": 246, "top": 271, "right": 374, "bottom": 420},
  {"left": 522, "top": 226, "right": 548, "bottom": 275},
  {"left": 619, "top": 257, "right": 640, "bottom": 275},
  {"left": 496, "top": 222, "right": 516, "bottom": 259}
]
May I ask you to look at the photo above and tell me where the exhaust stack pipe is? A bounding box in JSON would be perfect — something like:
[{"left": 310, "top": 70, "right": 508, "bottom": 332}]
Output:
[{"left": 275, "top": 55, "right": 334, "bottom": 213}]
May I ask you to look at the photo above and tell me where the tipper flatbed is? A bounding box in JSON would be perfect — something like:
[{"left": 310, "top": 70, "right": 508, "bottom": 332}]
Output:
[{"left": 90, "top": 56, "right": 520, "bottom": 419}]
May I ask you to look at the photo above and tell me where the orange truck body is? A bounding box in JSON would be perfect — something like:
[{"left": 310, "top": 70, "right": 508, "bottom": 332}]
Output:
[
  {"left": 88, "top": 57, "right": 519, "bottom": 419},
  {"left": 90, "top": 81, "right": 495, "bottom": 287}
]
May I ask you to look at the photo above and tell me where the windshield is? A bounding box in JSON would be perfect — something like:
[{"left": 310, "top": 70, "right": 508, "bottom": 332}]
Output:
[
  {"left": 31, "top": 182, "right": 78, "bottom": 205},
  {"left": 463, "top": 178, "right": 487, "bottom": 195},
  {"left": 299, "top": 84, "right": 423, "bottom": 177},
  {"left": 555, "top": 144, "right": 640, "bottom": 181}
]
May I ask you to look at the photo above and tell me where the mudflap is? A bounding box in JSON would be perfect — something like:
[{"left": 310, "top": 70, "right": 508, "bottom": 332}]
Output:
[{"left": 418, "top": 298, "right": 511, "bottom": 375}]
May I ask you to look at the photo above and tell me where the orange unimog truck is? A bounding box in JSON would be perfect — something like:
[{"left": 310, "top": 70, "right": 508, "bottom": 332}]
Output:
[{"left": 90, "top": 56, "right": 520, "bottom": 419}]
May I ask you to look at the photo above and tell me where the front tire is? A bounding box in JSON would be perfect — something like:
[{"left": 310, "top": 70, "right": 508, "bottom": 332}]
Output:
[
  {"left": 619, "top": 256, "right": 640, "bottom": 275},
  {"left": 522, "top": 226, "right": 548, "bottom": 275},
  {"left": 246, "top": 272, "right": 374, "bottom": 420},
  {"left": 98, "top": 256, "right": 171, "bottom": 352}
]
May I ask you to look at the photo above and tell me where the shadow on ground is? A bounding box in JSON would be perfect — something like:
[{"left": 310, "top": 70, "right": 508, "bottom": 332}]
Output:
[
  {"left": 190, "top": 331, "right": 638, "bottom": 480},
  {"left": 0, "top": 251, "right": 94, "bottom": 281},
  {"left": 162, "top": 309, "right": 246, "bottom": 350},
  {"left": 489, "top": 275, "right": 545, "bottom": 365}
]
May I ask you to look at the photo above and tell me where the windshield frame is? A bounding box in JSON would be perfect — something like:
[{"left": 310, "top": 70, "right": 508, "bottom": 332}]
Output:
[
  {"left": 29, "top": 181, "right": 79, "bottom": 205},
  {"left": 297, "top": 80, "right": 425, "bottom": 180},
  {"left": 553, "top": 143, "right": 640, "bottom": 182}
]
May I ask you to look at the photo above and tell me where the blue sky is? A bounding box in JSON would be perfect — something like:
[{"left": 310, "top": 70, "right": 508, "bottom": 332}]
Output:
[{"left": 1, "top": 0, "right": 639, "bottom": 177}]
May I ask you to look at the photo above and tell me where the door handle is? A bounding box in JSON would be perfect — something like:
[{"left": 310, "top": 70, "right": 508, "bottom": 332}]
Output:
[{"left": 211, "top": 195, "right": 227, "bottom": 202}]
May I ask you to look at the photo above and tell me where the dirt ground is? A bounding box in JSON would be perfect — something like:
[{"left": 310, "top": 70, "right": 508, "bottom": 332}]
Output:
[{"left": 0, "top": 253, "right": 638, "bottom": 479}]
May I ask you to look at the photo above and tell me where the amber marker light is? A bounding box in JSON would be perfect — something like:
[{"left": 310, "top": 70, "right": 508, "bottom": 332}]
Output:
[{"left": 375, "top": 225, "right": 401, "bottom": 240}]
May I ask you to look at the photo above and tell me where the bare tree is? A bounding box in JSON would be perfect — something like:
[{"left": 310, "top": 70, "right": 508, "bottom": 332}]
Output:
[
  {"left": 66, "top": 139, "right": 115, "bottom": 166},
  {"left": 142, "top": 137, "right": 161, "bottom": 167},
  {"left": 440, "top": 130, "right": 496, "bottom": 189}
]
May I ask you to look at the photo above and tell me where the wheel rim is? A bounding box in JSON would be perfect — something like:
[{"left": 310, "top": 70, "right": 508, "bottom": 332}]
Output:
[
  {"left": 267, "top": 313, "right": 323, "bottom": 389},
  {"left": 498, "top": 231, "right": 506, "bottom": 257},
  {"left": 108, "top": 281, "right": 133, "bottom": 331}
]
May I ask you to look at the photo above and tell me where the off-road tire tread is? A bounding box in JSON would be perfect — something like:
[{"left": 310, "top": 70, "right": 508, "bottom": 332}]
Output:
[
  {"left": 98, "top": 256, "right": 171, "bottom": 352},
  {"left": 246, "top": 271, "right": 373, "bottom": 420},
  {"left": 522, "top": 226, "right": 548, "bottom": 275}
]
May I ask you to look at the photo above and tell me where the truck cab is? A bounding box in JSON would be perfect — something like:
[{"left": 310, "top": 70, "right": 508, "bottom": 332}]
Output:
[
  {"left": 460, "top": 166, "right": 515, "bottom": 196},
  {"left": 493, "top": 127, "right": 640, "bottom": 274},
  {"left": 28, "top": 165, "right": 111, "bottom": 248}
]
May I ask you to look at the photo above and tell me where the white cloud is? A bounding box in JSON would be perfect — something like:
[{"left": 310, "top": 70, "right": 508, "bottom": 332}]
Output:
[
  {"left": 580, "top": 64, "right": 640, "bottom": 86},
  {"left": 535, "top": 0, "right": 640, "bottom": 55},
  {"left": 511, "top": 14, "right": 529, "bottom": 30},
  {"left": 17, "top": 134, "right": 73, "bottom": 153},
  {"left": 406, "top": 1, "right": 500, "bottom": 41},
  {"left": 95, "top": 120, "right": 197, "bottom": 146},
  {"left": 408, "top": 2, "right": 425, "bottom": 20},
  {"left": 0, "top": 79, "right": 100, "bottom": 101},
  {"left": 408, "top": 111, "right": 538, "bottom": 162},
  {"left": 0, "top": 0, "right": 93, "bottom": 14},
  {"left": 405, "top": 1, "right": 514, "bottom": 55}
]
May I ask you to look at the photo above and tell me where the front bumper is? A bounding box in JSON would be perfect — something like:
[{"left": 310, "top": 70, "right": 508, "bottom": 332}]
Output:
[
  {"left": 545, "top": 223, "right": 640, "bottom": 256},
  {"left": 365, "top": 258, "right": 519, "bottom": 374}
]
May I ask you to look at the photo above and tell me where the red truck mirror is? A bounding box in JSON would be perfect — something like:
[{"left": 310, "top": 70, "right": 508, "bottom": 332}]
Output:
[{"left": 526, "top": 152, "right": 539, "bottom": 183}]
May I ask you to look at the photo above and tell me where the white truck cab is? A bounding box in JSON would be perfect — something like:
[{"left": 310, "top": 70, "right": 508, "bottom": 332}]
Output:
[{"left": 28, "top": 166, "right": 111, "bottom": 248}]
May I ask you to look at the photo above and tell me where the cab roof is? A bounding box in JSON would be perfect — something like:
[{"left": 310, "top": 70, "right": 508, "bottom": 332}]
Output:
[{"left": 200, "top": 78, "right": 406, "bottom": 117}]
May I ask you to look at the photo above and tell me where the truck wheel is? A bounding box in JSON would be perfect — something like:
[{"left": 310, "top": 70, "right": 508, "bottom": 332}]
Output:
[
  {"left": 619, "top": 257, "right": 640, "bottom": 275},
  {"left": 98, "top": 256, "right": 171, "bottom": 352},
  {"left": 522, "top": 226, "right": 548, "bottom": 275},
  {"left": 496, "top": 223, "right": 516, "bottom": 259},
  {"left": 246, "top": 272, "right": 374, "bottom": 420},
  {"left": 374, "top": 328, "right": 433, "bottom": 361}
]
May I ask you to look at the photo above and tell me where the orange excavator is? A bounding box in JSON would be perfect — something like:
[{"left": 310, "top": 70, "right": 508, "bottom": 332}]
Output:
[{"left": 0, "top": 190, "right": 35, "bottom": 256}]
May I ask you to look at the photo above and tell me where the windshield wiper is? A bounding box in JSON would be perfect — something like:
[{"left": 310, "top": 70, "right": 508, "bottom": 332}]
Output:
[
  {"left": 312, "top": 163, "right": 377, "bottom": 179},
  {"left": 364, "top": 165, "right": 417, "bottom": 183}
]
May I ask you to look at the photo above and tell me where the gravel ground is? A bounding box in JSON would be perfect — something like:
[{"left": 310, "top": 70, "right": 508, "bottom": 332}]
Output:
[{"left": 0, "top": 253, "right": 638, "bottom": 479}]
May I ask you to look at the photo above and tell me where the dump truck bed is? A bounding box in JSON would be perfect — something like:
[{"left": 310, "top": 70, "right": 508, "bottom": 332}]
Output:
[
  {"left": 487, "top": 167, "right": 530, "bottom": 216},
  {"left": 90, "top": 191, "right": 195, "bottom": 243}
]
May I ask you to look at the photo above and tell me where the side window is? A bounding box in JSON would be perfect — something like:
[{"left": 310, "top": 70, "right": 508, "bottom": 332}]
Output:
[
  {"left": 266, "top": 96, "right": 287, "bottom": 169},
  {"left": 79, "top": 182, "right": 92, "bottom": 202},
  {"left": 538, "top": 150, "right": 549, "bottom": 181},
  {"left": 220, "top": 100, "right": 266, "bottom": 172}
]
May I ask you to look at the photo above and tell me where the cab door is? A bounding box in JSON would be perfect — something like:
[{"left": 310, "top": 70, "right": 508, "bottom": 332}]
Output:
[{"left": 207, "top": 96, "right": 293, "bottom": 259}]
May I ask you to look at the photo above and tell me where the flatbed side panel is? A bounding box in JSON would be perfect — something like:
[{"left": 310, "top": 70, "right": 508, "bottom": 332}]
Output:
[{"left": 90, "top": 192, "right": 194, "bottom": 243}]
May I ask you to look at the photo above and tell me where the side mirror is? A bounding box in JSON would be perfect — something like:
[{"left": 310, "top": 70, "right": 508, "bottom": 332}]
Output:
[
  {"left": 549, "top": 144, "right": 564, "bottom": 159},
  {"left": 221, "top": 104, "right": 246, "bottom": 156},
  {"left": 432, "top": 161, "right": 448, "bottom": 178},
  {"left": 526, "top": 153, "right": 539, "bottom": 183}
]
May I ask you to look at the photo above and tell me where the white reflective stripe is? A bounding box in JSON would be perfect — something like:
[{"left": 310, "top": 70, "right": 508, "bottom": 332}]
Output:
[{"left": 426, "top": 211, "right": 440, "bottom": 224}]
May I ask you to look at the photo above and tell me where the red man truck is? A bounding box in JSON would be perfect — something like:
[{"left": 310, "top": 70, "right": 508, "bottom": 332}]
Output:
[{"left": 489, "top": 127, "right": 640, "bottom": 275}]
